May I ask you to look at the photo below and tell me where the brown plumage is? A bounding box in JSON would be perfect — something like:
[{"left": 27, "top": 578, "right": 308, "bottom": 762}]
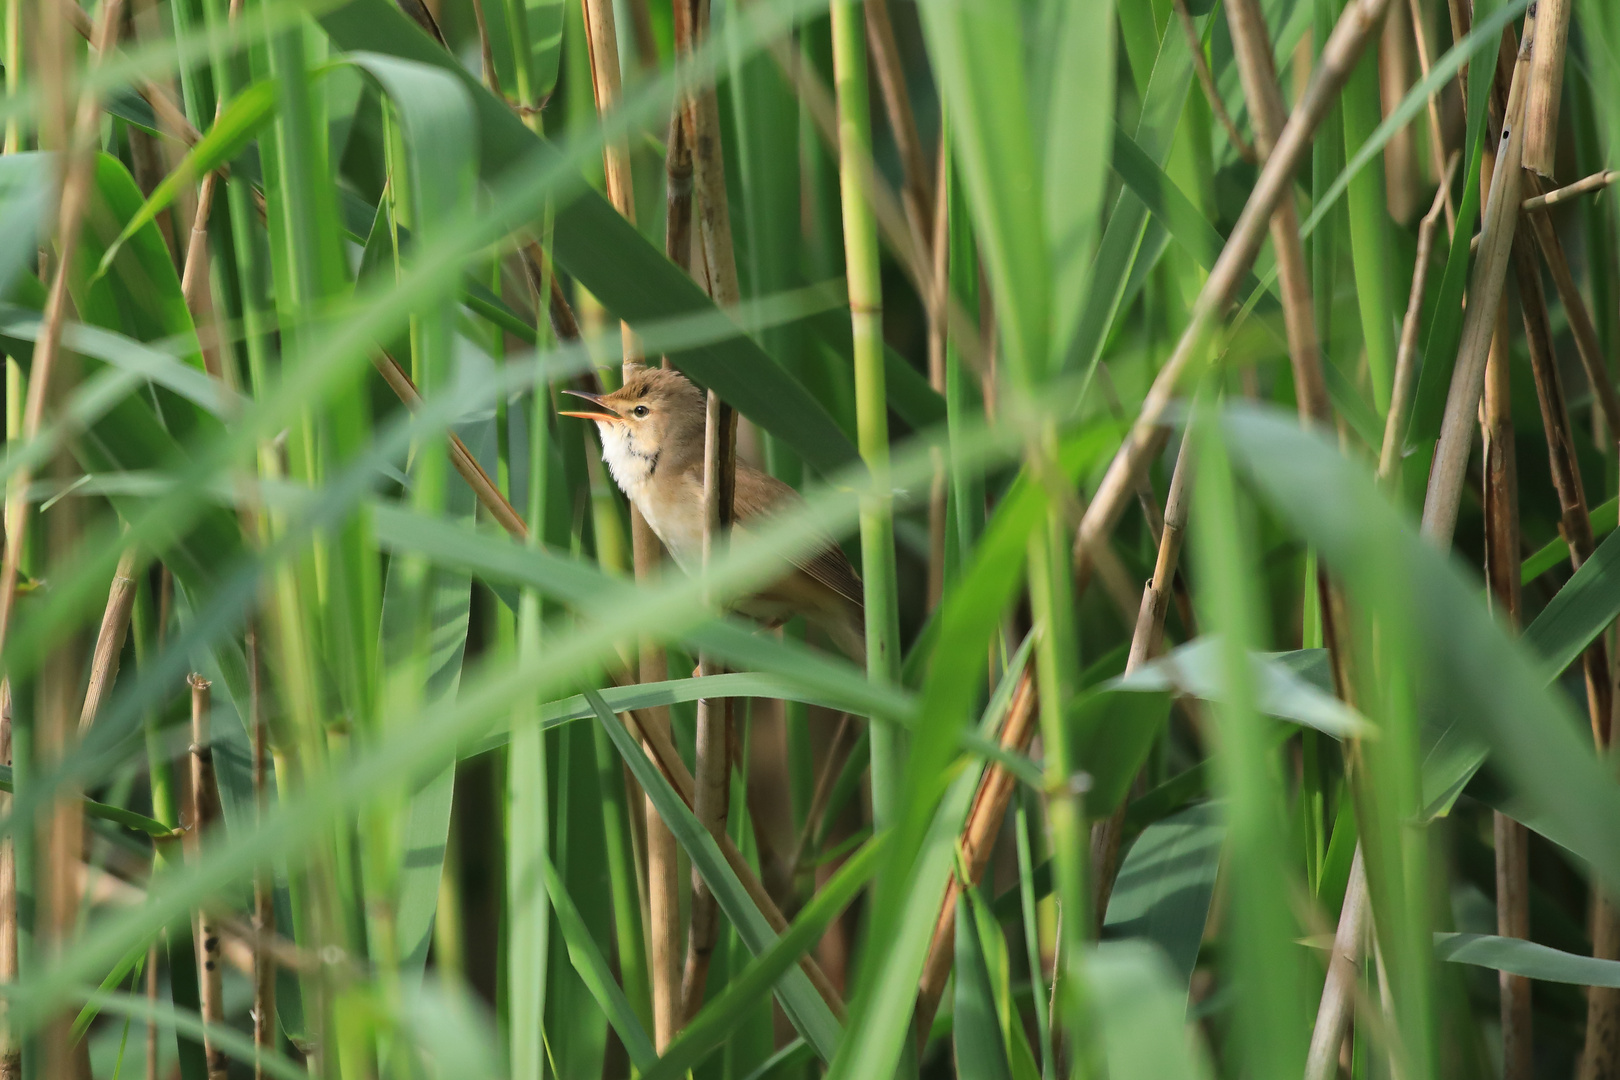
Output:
[{"left": 561, "top": 365, "right": 865, "bottom": 659}]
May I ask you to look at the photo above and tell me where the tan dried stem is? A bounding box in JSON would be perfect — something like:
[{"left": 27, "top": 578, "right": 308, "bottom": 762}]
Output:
[
  {"left": 78, "top": 547, "right": 140, "bottom": 732},
  {"left": 467, "top": 0, "right": 503, "bottom": 98},
  {"left": 1404, "top": 0, "right": 1456, "bottom": 235},
  {"left": 864, "top": 0, "right": 935, "bottom": 256},
  {"left": 1379, "top": 160, "right": 1456, "bottom": 483},
  {"left": 1174, "top": 0, "right": 1257, "bottom": 164},
  {"left": 913, "top": 669, "right": 1037, "bottom": 1040},
  {"left": 247, "top": 630, "right": 275, "bottom": 1080},
  {"left": 185, "top": 674, "right": 228, "bottom": 1080},
  {"left": 0, "top": 0, "right": 126, "bottom": 660},
  {"left": 669, "top": 0, "right": 745, "bottom": 1023},
  {"left": 1516, "top": 229, "right": 1612, "bottom": 740},
  {"left": 1522, "top": 169, "right": 1620, "bottom": 212},
  {"left": 1075, "top": 0, "right": 1398, "bottom": 579},
  {"left": 1481, "top": 274, "right": 1531, "bottom": 1080},
  {"left": 63, "top": 0, "right": 199, "bottom": 146},
  {"left": 1520, "top": 181, "right": 1620, "bottom": 442},
  {"left": 1522, "top": 0, "right": 1570, "bottom": 177},
  {"left": 1419, "top": 27, "right": 1533, "bottom": 547},
  {"left": 372, "top": 350, "right": 527, "bottom": 539},
  {"left": 1304, "top": 849, "right": 1372, "bottom": 1080},
  {"left": 1225, "top": 0, "right": 1329, "bottom": 423},
  {"left": 0, "top": 685, "right": 14, "bottom": 1080},
  {"left": 1088, "top": 430, "right": 1195, "bottom": 924}
]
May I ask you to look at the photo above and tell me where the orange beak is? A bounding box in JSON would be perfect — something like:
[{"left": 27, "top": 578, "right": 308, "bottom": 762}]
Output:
[{"left": 559, "top": 388, "right": 621, "bottom": 423}]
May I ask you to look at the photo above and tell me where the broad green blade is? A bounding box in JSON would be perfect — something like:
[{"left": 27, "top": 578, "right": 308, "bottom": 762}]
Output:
[{"left": 1102, "top": 802, "right": 1224, "bottom": 988}]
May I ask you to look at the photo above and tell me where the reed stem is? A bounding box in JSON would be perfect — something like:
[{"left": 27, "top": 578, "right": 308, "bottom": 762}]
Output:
[{"left": 829, "top": 0, "right": 903, "bottom": 824}]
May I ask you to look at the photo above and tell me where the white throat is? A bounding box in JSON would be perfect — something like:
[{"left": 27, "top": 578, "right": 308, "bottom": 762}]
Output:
[{"left": 598, "top": 423, "right": 662, "bottom": 502}]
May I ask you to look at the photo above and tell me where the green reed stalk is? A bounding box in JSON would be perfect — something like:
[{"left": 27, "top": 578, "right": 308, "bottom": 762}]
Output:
[{"left": 828, "top": 0, "right": 902, "bottom": 825}]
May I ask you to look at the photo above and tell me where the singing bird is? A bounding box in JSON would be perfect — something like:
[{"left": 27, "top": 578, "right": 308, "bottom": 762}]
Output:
[{"left": 560, "top": 365, "right": 866, "bottom": 660}]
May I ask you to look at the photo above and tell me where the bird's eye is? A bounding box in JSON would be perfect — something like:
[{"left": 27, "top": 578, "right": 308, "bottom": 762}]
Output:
[{"left": 632, "top": 405, "right": 650, "bottom": 418}]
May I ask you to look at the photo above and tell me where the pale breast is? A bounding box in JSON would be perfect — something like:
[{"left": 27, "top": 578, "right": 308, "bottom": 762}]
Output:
[{"left": 622, "top": 468, "right": 705, "bottom": 574}]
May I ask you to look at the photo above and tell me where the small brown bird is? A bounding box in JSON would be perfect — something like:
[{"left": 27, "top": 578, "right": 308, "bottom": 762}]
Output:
[{"left": 560, "top": 365, "right": 866, "bottom": 660}]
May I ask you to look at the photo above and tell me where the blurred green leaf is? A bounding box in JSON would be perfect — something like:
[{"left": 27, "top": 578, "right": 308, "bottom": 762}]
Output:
[
  {"left": 1090, "top": 942, "right": 1216, "bottom": 1080},
  {"left": 1113, "top": 638, "right": 1371, "bottom": 738},
  {"left": 1435, "top": 933, "right": 1620, "bottom": 987}
]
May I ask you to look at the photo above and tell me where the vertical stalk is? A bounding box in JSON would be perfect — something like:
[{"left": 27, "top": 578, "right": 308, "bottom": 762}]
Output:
[
  {"left": 1482, "top": 292, "right": 1531, "bottom": 1079},
  {"left": 0, "top": 680, "right": 15, "bottom": 1080},
  {"left": 1227, "top": 0, "right": 1330, "bottom": 424},
  {"left": 670, "top": 0, "right": 744, "bottom": 1020},
  {"left": 248, "top": 630, "right": 275, "bottom": 1080},
  {"left": 829, "top": 0, "right": 902, "bottom": 824},
  {"left": 78, "top": 549, "right": 139, "bottom": 733},
  {"left": 1420, "top": 28, "right": 1532, "bottom": 546},
  {"left": 863, "top": 0, "right": 932, "bottom": 259},
  {"left": 1522, "top": 0, "right": 1571, "bottom": 177},
  {"left": 1028, "top": 476, "right": 1097, "bottom": 1080},
  {"left": 187, "top": 675, "right": 229, "bottom": 1080}
]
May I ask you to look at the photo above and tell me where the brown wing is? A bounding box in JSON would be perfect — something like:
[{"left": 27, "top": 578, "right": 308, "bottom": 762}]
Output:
[{"left": 732, "top": 464, "right": 865, "bottom": 610}]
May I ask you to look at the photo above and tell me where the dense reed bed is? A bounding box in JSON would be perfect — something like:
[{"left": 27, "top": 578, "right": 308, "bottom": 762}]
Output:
[{"left": 5, "top": 0, "right": 1620, "bottom": 1076}]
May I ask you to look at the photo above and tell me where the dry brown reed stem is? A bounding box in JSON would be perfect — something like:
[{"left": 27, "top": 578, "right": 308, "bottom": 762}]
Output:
[
  {"left": 1379, "top": 165, "right": 1455, "bottom": 482},
  {"left": 1517, "top": 233, "right": 1613, "bottom": 740},
  {"left": 1520, "top": 190, "right": 1620, "bottom": 441},
  {"left": 576, "top": 0, "right": 679, "bottom": 1039},
  {"left": 25, "top": 4, "right": 126, "bottom": 1069},
  {"left": 610, "top": 701, "right": 847, "bottom": 1018},
  {"left": 1419, "top": 27, "right": 1533, "bottom": 547},
  {"left": 182, "top": 170, "right": 225, "bottom": 380},
  {"left": 670, "top": 0, "right": 745, "bottom": 1022},
  {"left": 0, "top": 686, "right": 14, "bottom": 1080},
  {"left": 1304, "top": 849, "right": 1371, "bottom": 1080},
  {"left": 1523, "top": 0, "right": 1571, "bottom": 177},
  {"left": 185, "top": 674, "right": 228, "bottom": 1080},
  {"left": 1497, "top": 812, "right": 1533, "bottom": 1077},
  {"left": 372, "top": 350, "right": 528, "bottom": 539},
  {"left": 1088, "top": 431, "right": 1195, "bottom": 919},
  {"left": 467, "top": 0, "right": 502, "bottom": 97},
  {"left": 145, "top": 944, "right": 159, "bottom": 1080},
  {"left": 1405, "top": 0, "right": 1456, "bottom": 234},
  {"left": 1482, "top": 294, "right": 1532, "bottom": 1080},
  {"left": 864, "top": 0, "right": 935, "bottom": 255},
  {"left": 664, "top": 109, "right": 693, "bottom": 274},
  {"left": 1225, "top": 0, "right": 1329, "bottom": 424},
  {"left": 1174, "top": 0, "right": 1256, "bottom": 164},
  {"left": 63, "top": 0, "right": 200, "bottom": 146},
  {"left": 247, "top": 629, "right": 274, "bottom": 1080},
  {"left": 78, "top": 548, "right": 140, "bottom": 732},
  {"left": 912, "top": 670, "right": 1037, "bottom": 1040},
  {"left": 0, "top": 0, "right": 124, "bottom": 661},
  {"left": 1522, "top": 169, "right": 1620, "bottom": 212},
  {"left": 1074, "top": 0, "right": 1396, "bottom": 574}
]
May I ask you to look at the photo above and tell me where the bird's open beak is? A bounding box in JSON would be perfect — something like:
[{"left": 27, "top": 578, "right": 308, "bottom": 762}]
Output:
[{"left": 558, "top": 388, "right": 621, "bottom": 423}]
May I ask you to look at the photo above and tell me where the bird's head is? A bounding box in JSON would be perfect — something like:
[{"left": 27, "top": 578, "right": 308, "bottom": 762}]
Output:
[{"left": 560, "top": 364, "right": 708, "bottom": 484}]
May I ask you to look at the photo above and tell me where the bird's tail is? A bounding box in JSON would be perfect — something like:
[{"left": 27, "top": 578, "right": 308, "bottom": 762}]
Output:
[{"left": 823, "top": 605, "right": 866, "bottom": 664}]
